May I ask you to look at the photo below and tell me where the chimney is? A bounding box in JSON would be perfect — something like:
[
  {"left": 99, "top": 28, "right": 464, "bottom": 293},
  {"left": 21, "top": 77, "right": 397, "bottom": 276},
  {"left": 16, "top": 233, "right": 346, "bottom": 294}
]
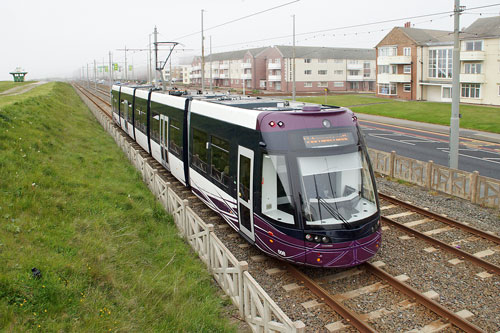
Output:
[{"left": 404, "top": 21, "right": 411, "bottom": 28}]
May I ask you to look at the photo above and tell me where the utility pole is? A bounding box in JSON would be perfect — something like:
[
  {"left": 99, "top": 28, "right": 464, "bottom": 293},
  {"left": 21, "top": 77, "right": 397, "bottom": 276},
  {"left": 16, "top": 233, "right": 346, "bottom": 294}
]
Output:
[
  {"left": 94, "top": 60, "right": 97, "bottom": 90},
  {"left": 292, "top": 14, "right": 296, "bottom": 101},
  {"left": 109, "top": 51, "right": 113, "bottom": 88},
  {"left": 154, "top": 26, "right": 159, "bottom": 87},
  {"left": 201, "top": 9, "right": 205, "bottom": 92},
  {"left": 87, "top": 63, "right": 90, "bottom": 88},
  {"left": 123, "top": 46, "right": 128, "bottom": 81},
  {"left": 210, "top": 35, "right": 213, "bottom": 91},
  {"left": 449, "top": 0, "right": 462, "bottom": 169},
  {"left": 148, "top": 34, "right": 152, "bottom": 84}
]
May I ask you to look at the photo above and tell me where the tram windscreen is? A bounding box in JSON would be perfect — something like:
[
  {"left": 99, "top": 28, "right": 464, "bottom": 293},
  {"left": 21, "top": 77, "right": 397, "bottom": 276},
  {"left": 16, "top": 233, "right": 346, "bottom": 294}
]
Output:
[{"left": 298, "top": 149, "right": 377, "bottom": 227}]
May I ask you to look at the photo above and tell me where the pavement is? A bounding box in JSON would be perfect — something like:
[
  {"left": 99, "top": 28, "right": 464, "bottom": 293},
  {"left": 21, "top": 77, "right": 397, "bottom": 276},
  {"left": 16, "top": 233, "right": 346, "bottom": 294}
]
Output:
[
  {"left": 355, "top": 113, "right": 500, "bottom": 145},
  {"left": 0, "top": 81, "right": 47, "bottom": 96}
]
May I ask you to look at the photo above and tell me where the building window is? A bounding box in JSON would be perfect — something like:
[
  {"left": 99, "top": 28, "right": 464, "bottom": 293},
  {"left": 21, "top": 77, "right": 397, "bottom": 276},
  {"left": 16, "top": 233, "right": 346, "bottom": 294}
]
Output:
[
  {"left": 404, "top": 65, "right": 411, "bottom": 74},
  {"left": 318, "top": 59, "right": 327, "bottom": 64},
  {"left": 334, "top": 82, "right": 344, "bottom": 87},
  {"left": 461, "top": 83, "right": 480, "bottom": 98},
  {"left": 378, "top": 65, "right": 397, "bottom": 74},
  {"left": 464, "top": 63, "right": 482, "bottom": 74},
  {"left": 318, "top": 70, "right": 327, "bottom": 75},
  {"left": 304, "top": 82, "right": 312, "bottom": 87},
  {"left": 498, "top": 85, "right": 500, "bottom": 96},
  {"left": 403, "top": 84, "right": 411, "bottom": 92},
  {"left": 348, "top": 60, "right": 359, "bottom": 64},
  {"left": 304, "top": 70, "right": 312, "bottom": 75},
  {"left": 442, "top": 86, "right": 452, "bottom": 99},
  {"left": 403, "top": 47, "right": 411, "bottom": 56},
  {"left": 379, "top": 83, "right": 396, "bottom": 95},
  {"left": 378, "top": 46, "right": 397, "bottom": 57},
  {"left": 428, "top": 49, "right": 453, "bottom": 78},
  {"left": 334, "top": 59, "right": 343, "bottom": 63},
  {"left": 334, "top": 70, "right": 343, "bottom": 75},
  {"left": 304, "top": 59, "right": 311, "bottom": 63},
  {"left": 318, "top": 82, "right": 328, "bottom": 87},
  {"left": 465, "top": 40, "right": 483, "bottom": 51},
  {"left": 275, "top": 82, "right": 281, "bottom": 90}
]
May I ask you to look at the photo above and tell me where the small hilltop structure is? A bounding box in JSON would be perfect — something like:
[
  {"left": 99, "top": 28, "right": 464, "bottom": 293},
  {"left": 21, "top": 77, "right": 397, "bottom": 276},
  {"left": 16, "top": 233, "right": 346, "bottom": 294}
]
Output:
[{"left": 9, "top": 67, "right": 28, "bottom": 82}]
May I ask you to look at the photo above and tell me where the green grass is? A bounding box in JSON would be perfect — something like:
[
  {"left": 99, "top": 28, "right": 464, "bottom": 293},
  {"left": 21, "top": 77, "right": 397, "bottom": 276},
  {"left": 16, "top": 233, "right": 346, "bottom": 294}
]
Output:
[
  {"left": 296, "top": 95, "right": 500, "bottom": 134},
  {"left": 0, "top": 81, "right": 35, "bottom": 93},
  {"left": 0, "top": 82, "right": 237, "bottom": 332}
]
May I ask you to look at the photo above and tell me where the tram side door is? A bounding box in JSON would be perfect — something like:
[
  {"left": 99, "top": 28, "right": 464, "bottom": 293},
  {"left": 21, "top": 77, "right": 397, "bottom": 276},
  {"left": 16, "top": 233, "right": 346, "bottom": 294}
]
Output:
[
  {"left": 237, "top": 146, "right": 255, "bottom": 241},
  {"left": 159, "top": 115, "right": 169, "bottom": 168}
]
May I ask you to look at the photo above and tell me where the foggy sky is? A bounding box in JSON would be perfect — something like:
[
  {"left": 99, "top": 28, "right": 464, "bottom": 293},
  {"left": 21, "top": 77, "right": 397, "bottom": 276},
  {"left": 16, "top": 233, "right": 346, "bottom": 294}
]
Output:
[{"left": 1, "top": 0, "right": 498, "bottom": 81}]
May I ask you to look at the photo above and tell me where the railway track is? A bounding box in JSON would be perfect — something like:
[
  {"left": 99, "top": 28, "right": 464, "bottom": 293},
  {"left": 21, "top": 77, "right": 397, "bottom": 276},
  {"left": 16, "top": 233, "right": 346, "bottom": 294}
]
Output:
[{"left": 75, "top": 83, "right": 499, "bottom": 332}]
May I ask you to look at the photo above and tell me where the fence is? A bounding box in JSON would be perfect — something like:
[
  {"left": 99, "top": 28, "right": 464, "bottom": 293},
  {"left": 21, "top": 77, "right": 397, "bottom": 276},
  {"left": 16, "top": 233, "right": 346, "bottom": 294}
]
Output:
[
  {"left": 75, "top": 87, "right": 305, "bottom": 333},
  {"left": 367, "top": 149, "right": 500, "bottom": 209}
]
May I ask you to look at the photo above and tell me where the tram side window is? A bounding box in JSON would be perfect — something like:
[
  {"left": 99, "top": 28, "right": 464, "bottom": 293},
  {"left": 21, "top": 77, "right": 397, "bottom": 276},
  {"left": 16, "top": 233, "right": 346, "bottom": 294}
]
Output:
[
  {"left": 121, "top": 100, "right": 126, "bottom": 118},
  {"left": 191, "top": 128, "right": 208, "bottom": 173},
  {"left": 150, "top": 110, "right": 160, "bottom": 143},
  {"left": 210, "top": 136, "right": 230, "bottom": 187},
  {"left": 169, "top": 119, "right": 183, "bottom": 156},
  {"left": 135, "top": 107, "right": 146, "bottom": 133},
  {"left": 261, "top": 154, "right": 295, "bottom": 225},
  {"left": 128, "top": 102, "right": 133, "bottom": 121}
]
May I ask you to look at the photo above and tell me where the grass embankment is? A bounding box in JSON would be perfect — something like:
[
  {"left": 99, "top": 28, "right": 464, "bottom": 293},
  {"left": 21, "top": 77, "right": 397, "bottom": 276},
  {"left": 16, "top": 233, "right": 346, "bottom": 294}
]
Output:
[
  {"left": 0, "top": 81, "right": 35, "bottom": 93},
  {"left": 297, "top": 95, "right": 500, "bottom": 134},
  {"left": 0, "top": 82, "right": 236, "bottom": 331}
]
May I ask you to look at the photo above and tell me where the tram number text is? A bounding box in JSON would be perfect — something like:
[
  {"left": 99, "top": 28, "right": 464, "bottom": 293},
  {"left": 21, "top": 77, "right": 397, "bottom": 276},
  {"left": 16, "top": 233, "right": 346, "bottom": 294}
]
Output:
[{"left": 277, "top": 249, "right": 286, "bottom": 256}]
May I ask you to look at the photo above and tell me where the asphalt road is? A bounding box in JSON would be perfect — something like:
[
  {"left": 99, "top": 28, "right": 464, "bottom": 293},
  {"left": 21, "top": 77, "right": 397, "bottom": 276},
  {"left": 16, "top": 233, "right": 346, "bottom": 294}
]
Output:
[{"left": 359, "top": 119, "right": 500, "bottom": 180}]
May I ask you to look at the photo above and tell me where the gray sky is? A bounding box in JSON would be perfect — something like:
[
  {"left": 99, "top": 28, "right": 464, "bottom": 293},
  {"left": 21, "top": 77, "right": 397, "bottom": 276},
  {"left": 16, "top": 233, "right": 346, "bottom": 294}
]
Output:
[{"left": 1, "top": 0, "right": 499, "bottom": 81}]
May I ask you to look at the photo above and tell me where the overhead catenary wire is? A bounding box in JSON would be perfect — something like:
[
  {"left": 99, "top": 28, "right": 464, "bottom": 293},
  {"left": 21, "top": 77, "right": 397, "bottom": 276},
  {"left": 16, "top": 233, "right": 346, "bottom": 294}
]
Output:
[{"left": 171, "top": 0, "right": 300, "bottom": 41}]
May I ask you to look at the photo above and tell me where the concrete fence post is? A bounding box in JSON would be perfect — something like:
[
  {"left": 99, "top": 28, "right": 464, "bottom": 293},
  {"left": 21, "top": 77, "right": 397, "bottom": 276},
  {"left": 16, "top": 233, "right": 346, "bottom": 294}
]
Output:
[
  {"left": 470, "top": 170, "right": 479, "bottom": 204},
  {"left": 238, "top": 261, "right": 248, "bottom": 317},
  {"left": 426, "top": 160, "right": 434, "bottom": 190},
  {"left": 182, "top": 199, "right": 189, "bottom": 236},
  {"left": 389, "top": 151, "right": 396, "bottom": 178}
]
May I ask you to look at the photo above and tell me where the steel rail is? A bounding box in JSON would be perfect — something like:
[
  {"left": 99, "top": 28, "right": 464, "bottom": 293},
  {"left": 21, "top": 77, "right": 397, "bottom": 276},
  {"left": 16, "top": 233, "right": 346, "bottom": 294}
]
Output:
[
  {"left": 73, "top": 84, "right": 112, "bottom": 120},
  {"left": 284, "top": 262, "right": 376, "bottom": 333},
  {"left": 365, "top": 263, "right": 484, "bottom": 333},
  {"left": 382, "top": 216, "right": 500, "bottom": 275},
  {"left": 379, "top": 192, "right": 500, "bottom": 246}
]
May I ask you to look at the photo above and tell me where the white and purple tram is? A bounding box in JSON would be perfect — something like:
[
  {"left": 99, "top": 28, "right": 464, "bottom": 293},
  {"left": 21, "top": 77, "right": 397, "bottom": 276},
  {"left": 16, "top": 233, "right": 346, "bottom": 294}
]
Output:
[{"left": 111, "top": 85, "right": 381, "bottom": 267}]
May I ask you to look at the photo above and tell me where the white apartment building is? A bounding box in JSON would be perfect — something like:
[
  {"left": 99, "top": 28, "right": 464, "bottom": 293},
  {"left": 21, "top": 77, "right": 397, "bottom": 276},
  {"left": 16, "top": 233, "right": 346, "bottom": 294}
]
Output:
[{"left": 190, "top": 46, "right": 376, "bottom": 93}]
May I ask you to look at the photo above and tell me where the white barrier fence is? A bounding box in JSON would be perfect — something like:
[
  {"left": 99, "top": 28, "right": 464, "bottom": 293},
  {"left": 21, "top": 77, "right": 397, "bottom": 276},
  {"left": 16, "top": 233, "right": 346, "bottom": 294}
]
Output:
[
  {"left": 75, "top": 88, "right": 305, "bottom": 333},
  {"left": 368, "top": 149, "right": 500, "bottom": 209}
]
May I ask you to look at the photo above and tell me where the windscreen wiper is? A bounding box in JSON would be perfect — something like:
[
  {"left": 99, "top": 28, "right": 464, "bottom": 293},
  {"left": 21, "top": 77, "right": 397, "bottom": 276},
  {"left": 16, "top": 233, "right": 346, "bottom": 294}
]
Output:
[{"left": 316, "top": 196, "right": 352, "bottom": 229}]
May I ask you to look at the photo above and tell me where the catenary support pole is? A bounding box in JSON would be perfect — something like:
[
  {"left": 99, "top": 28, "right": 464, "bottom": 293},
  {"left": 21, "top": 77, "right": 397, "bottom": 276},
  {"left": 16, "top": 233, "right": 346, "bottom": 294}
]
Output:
[
  {"left": 449, "top": 0, "right": 462, "bottom": 169},
  {"left": 201, "top": 9, "right": 205, "bottom": 92},
  {"left": 292, "top": 14, "right": 296, "bottom": 101}
]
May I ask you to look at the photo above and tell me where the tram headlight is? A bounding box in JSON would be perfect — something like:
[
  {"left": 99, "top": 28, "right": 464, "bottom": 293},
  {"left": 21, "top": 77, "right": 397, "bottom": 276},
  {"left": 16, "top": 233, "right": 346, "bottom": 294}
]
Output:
[
  {"left": 305, "top": 234, "right": 313, "bottom": 242},
  {"left": 314, "top": 235, "right": 321, "bottom": 243},
  {"left": 322, "top": 119, "right": 331, "bottom": 128},
  {"left": 321, "top": 236, "right": 330, "bottom": 244}
]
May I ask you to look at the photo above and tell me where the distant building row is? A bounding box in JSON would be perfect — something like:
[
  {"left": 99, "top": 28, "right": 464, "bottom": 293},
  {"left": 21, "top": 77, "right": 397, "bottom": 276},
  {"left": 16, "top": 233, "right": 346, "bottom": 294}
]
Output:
[
  {"left": 166, "top": 46, "right": 376, "bottom": 93},
  {"left": 376, "top": 16, "right": 500, "bottom": 105}
]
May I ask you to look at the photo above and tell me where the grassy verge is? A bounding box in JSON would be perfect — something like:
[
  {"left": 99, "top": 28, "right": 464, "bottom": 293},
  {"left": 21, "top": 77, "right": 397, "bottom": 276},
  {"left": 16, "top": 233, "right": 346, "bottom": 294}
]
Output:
[
  {"left": 0, "top": 81, "right": 35, "bottom": 93},
  {"left": 0, "top": 82, "right": 236, "bottom": 332},
  {"left": 296, "top": 95, "right": 500, "bottom": 134}
]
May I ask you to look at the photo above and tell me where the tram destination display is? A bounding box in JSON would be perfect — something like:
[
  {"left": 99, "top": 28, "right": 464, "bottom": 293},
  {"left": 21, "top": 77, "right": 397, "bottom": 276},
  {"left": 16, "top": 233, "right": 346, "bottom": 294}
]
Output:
[{"left": 303, "top": 132, "right": 354, "bottom": 148}]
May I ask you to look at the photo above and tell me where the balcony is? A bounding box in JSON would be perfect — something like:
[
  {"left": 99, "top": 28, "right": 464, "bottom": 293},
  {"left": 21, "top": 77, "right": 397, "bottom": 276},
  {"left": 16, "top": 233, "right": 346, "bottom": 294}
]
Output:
[
  {"left": 241, "top": 63, "right": 252, "bottom": 69},
  {"left": 347, "top": 75, "right": 364, "bottom": 81},
  {"left": 220, "top": 64, "right": 229, "bottom": 69},
  {"left": 378, "top": 73, "right": 411, "bottom": 83},
  {"left": 268, "top": 62, "right": 281, "bottom": 69},
  {"left": 460, "top": 73, "right": 485, "bottom": 83},
  {"left": 377, "top": 55, "right": 412, "bottom": 65},
  {"left": 241, "top": 74, "right": 252, "bottom": 80},
  {"left": 347, "top": 63, "right": 363, "bottom": 70},
  {"left": 191, "top": 73, "right": 201, "bottom": 79},
  {"left": 268, "top": 75, "right": 281, "bottom": 81},
  {"left": 192, "top": 65, "right": 201, "bottom": 71},
  {"left": 219, "top": 74, "right": 227, "bottom": 79},
  {"left": 460, "top": 51, "right": 485, "bottom": 61}
]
